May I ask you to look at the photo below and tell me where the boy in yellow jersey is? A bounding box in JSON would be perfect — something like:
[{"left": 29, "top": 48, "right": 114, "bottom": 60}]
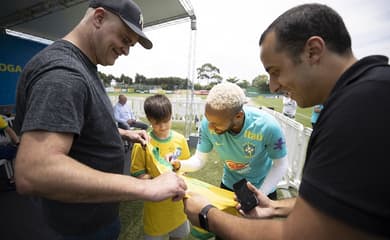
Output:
[{"left": 131, "top": 94, "right": 190, "bottom": 240}]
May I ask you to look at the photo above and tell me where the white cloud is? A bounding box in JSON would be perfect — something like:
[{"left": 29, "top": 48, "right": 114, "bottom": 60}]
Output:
[{"left": 99, "top": 0, "right": 390, "bottom": 83}]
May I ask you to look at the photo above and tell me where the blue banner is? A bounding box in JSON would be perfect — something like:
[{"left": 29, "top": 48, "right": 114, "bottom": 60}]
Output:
[{"left": 0, "top": 33, "right": 47, "bottom": 114}]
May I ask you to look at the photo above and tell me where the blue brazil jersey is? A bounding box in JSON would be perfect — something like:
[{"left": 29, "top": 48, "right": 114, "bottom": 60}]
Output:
[{"left": 197, "top": 106, "right": 287, "bottom": 189}]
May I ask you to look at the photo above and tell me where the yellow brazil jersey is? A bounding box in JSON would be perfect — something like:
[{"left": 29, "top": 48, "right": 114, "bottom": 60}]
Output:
[{"left": 130, "top": 130, "right": 190, "bottom": 236}]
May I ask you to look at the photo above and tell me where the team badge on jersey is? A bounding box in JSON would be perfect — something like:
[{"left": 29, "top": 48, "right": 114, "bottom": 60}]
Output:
[{"left": 243, "top": 142, "right": 255, "bottom": 158}]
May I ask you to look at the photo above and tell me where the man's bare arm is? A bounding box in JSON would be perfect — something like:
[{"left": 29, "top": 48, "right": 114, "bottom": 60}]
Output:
[
  {"left": 185, "top": 193, "right": 383, "bottom": 240},
  {"left": 15, "top": 131, "right": 185, "bottom": 202}
]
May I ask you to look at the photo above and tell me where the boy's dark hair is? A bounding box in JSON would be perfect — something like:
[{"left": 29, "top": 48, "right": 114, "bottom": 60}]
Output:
[
  {"left": 259, "top": 3, "right": 352, "bottom": 63},
  {"left": 144, "top": 94, "right": 172, "bottom": 122}
]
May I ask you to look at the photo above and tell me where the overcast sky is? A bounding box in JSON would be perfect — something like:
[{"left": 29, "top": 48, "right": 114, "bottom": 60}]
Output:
[{"left": 99, "top": 0, "right": 390, "bottom": 83}]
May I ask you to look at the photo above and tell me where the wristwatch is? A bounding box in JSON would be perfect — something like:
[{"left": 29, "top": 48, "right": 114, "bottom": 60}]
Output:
[{"left": 198, "top": 204, "right": 216, "bottom": 231}]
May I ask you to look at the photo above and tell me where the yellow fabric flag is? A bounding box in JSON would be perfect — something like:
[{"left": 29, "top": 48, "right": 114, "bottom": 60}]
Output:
[
  {"left": 131, "top": 143, "right": 237, "bottom": 212},
  {"left": 182, "top": 176, "right": 239, "bottom": 239},
  {"left": 182, "top": 176, "right": 238, "bottom": 215},
  {"left": 131, "top": 144, "right": 174, "bottom": 178}
]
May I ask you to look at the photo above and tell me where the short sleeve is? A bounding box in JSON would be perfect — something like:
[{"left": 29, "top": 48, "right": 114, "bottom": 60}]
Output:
[
  {"left": 21, "top": 69, "right": 88, "bottom": 134},
  {"left": 197, "top": 118, "right": 213, "bottom": 153},
  {"left": 264, "top": 120, "right": 287, "bottom": 159},
  {"left": 179, "top": 135, "right": 191, "bottom": 160}
]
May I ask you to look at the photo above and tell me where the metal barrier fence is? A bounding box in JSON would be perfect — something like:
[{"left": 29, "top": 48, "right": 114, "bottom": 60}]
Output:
[
  {"left": 109, "top": 95, "right": 205, "bottom": 121},
  {"left": 260, "top": 107, "right": 312, "bottom": 190}
]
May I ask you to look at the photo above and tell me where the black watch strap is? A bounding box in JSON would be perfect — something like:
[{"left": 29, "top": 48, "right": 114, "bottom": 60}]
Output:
[{"left": 198, "top": 204, "right": 216, "bottom": 231}]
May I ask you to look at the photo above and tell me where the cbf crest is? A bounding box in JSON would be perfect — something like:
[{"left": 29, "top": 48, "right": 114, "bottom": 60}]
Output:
[{"left": 243, "top": 142, "right": 255, "bottom": 158}]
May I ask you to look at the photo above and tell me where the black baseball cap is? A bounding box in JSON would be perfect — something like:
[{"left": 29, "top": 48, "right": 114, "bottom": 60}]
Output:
[{"left": 89, "top": 0, "right": 153, "bottom": 49}]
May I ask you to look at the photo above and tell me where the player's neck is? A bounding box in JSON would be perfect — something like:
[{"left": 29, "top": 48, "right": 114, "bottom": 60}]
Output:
[{"left": 229, "top": 114, "right": 245, "bottom": 135}]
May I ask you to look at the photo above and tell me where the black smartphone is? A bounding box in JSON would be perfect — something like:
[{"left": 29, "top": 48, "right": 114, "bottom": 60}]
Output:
[{"left": 233, "top": 178, "right": 259, "bottom": 212}]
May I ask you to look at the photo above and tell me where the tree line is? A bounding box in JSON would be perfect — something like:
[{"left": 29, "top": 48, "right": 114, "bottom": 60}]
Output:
[{"left": 98, "top": 63, "right": 271, "bottom": 94}]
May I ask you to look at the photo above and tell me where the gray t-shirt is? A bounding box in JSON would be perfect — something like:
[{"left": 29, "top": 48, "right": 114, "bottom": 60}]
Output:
[{"left": 15, "top": 40, "right": 124, "bottom": 235}]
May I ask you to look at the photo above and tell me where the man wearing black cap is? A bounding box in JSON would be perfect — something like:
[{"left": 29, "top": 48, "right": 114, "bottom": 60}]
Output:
[{"left": 14, "top": 0, "right": 187, "bottom": 239}]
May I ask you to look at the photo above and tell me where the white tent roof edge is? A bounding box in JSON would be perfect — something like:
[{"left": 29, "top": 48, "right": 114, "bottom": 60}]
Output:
[{"left": 0, "top": 0, "right": 195, "bottom": 41}]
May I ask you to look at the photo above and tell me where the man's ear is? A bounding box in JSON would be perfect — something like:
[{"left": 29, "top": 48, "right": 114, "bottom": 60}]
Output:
[
  {"left": 304, "top": 36, "right": 325, "bottom": 65},
  {"left": 235, "top": 110, "right": 244, "bottom": 120},
  {"left": 92, "top": 7, "right": 106, "bottom": 28}
]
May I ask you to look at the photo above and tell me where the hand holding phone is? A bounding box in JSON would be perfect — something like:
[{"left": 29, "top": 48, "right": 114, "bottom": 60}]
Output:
[{"left": 233, "top": 178, "right": 259, "bottom": 213}]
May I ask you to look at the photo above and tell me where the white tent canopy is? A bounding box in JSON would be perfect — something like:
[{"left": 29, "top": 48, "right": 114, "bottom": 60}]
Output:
[{"left": 0, "top": 0, "right": 195, "bottom": 40}]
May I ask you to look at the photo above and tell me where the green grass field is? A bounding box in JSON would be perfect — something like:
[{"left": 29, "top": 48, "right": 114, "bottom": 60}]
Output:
[{"left": 252, "top": 95, "right": 313, "bottom": 128}]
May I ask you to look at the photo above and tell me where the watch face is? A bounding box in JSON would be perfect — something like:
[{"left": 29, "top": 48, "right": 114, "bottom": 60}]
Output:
[{"left": 199, "top": 211, "right": 208, "bottom": 230}]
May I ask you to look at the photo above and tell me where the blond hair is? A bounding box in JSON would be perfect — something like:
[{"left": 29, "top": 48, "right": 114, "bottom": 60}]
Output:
[{"left": 206, "top": 82, "right": 247, "bottom": 111}]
